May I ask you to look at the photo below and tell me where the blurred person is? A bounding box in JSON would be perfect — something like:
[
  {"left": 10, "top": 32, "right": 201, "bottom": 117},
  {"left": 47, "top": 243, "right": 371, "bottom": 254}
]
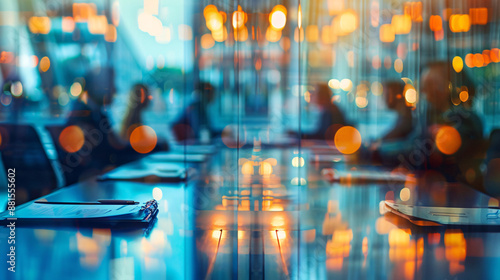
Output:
[
  {"left": 119, "top": 83, "right": 169, "bottom": 151},
  {"left": 376, "top": 61, "right": 485, "bottom": 187},
  {"left": 420, "top": 61, "right": 485, "bottom": 186},
  {"left": 381, "top": 80, "right": 413, "bottom": 141},
  {"left": 171, "top": 82, "right": 215, "bottom": 142},
  {"left": 306, "top": 83, "right": 347, "bottom": 139},
  {"left": 62, "top": 68, "right": 161, "bottom": 184},
  {"left": 0, "top": 61, "right": 24, "bottom": 121},
  {"left": 367, "top": 80, "right": 413, "bottom": 161},
  {"left": 120, "top": 83, "right": 152, "bottom": 140}
]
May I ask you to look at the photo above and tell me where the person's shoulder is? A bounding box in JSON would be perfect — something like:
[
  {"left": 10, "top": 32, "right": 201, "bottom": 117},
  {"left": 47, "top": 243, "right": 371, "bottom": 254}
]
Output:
[{"left": 445, "top": 106, "right": 481, "bottom": 122}]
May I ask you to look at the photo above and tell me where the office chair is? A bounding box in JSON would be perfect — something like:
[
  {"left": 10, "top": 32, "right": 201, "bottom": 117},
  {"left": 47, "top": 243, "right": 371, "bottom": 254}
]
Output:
[{"left": 0, "top": 124, "right": 62, "bottom": 206}]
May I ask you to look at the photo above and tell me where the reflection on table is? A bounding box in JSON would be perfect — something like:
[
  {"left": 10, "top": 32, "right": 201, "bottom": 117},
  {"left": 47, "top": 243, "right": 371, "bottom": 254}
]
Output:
[{"left": 2, "top": 143, "right": 500, "bottom": 280}]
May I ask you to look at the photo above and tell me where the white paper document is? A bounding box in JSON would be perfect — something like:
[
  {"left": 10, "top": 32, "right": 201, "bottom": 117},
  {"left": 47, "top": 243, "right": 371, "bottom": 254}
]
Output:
[{"left": 2, "top": 204, "right": 141, "bottom": 219}]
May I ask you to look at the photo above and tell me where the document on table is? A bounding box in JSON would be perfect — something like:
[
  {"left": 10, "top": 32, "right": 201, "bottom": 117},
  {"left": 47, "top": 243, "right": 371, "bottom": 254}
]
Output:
[
  {"left": 99, "top": 163, "right": 188, "bottom": 181},
  {"left": 2, "top": 203, "right": 142, "bottom": 219},
  {"left": 323, "top": 168, "right": 414, "bottom": 184},
  {"left": 147, "top": 152, "right": 206, "bottom": 162}
]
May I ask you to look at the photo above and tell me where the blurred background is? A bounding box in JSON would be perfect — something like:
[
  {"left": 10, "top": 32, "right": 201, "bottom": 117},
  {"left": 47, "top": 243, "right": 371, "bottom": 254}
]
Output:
[
  {"left": 1, "top": 0, "right": 500, "bottom": 196},
  {"left": 0, "top": 0, "right": 498, "bottom": 138},
  {"left": 3, "top": 1, "right": 500, "bottom": 279}
]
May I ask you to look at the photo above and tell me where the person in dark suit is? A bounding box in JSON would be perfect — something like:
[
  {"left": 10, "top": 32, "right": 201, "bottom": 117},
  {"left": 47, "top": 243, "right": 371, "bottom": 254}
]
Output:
[
  {"left": 171, "top": 82, "right": 215, "bottom": 142},
  {"left": 61, "top": 69, "right": 164, "bottom": 184},
  {"left": 381, "top": 80, "right": 413, "bottom": 141},
  {"left": 307, "top": 83, "right": 347, "bottom": 139},
  {"left": 375, "top": 61, "right": 485, "bottom": 187}
]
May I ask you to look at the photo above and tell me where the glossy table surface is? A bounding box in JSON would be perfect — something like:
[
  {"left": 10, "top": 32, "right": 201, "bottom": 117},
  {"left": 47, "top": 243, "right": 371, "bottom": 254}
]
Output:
[{"left": 2, "top": 143, "right": 500, "bottom": 280}]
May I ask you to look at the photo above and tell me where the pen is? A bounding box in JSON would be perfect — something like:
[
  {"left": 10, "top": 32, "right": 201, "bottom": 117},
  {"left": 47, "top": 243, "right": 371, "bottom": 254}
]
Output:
[{"left": 35, "top": 200, "right": 139, "bottom": 205}]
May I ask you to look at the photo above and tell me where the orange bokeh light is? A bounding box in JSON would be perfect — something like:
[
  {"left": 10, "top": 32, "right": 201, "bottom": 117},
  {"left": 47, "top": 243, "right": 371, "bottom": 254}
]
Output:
[
  {"left": 459, "top": 91, "right": 469, "bottom": 102},
  {"left": 203, "top": 5, "right": 218, "bottom": 18},
  {"left": 429, "top": 15, "right": 442, "bottom": 31},
  {"left": 62, "top": 17, "right": 75, "bottom": 33},
  {"left": 334, "top": 126, "right": 362, "bottom": 155},
  {"left": 59, "top": 125, "right": 85, "bottom": 153},
  {"left": 39, "top": 56, "right": 50, "bottom": 72},
  {"left": 483, "top": 50, "right": 491, "bottom": 66},
  {"left": 469, "top": 8, "right": 488, "bottom": 25},
  {"left": 338, "top": 10, "right": 358, "bottom": 34},
  {"left": 452, "top": 56, "right": 463, "bottom": 73},
  {"left": 465, "top": 54, "right": 474, "bottom": 68},
  {"left": 130, "top": 125, "right": 157, "bottom": 154},
  {"left": 200, "top": 33, "right": 215, "bottom": 49},
  {"left": 449, "top": 14, "right": 470, "bottom": 33},
  {"left": 473, "top": 53, "right": 484, "bottom": 67},
  {"left": 491, "top": 48, "right": 500, "bottom": 63},
  {"left": 435, "top": 126, "right": 462, "bottom": 155},
  {"left": 73, "top": 3, "right": 97, "bottom": 22},
  {"left": 379, "top": 24, "right": 395, "bottom": 43},
  {"left": 404, "top": 1, "right": 423, "bottom": 22},
  {"left": 391, "top": 15, "right": 412, "bottom": 34},
  {"left": 270, "top": 6, "right": 287, "bottom": 30},
  {"left": 28, "top": 16, "right": 51, "bottom": 34}
]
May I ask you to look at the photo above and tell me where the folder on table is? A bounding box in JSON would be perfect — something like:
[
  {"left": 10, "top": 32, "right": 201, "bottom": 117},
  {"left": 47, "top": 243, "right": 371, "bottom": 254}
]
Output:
[
  {"left": 147, "top": 152, "right": 207, "bottom": 163},
  {"left": 99, "top": 163, "right": 195, "bottom": 183},
  {"left": 0, "top": 199, "right": 158, "bottom": 228}
]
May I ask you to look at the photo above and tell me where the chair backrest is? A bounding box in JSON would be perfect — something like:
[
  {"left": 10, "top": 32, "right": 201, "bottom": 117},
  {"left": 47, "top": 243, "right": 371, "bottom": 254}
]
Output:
[
  {"left": 0, "top": 124, "right": 60, "bottom": 205},
  {"left": 484, "top": 129, "right": 500, "bottom": 197},
  {"left": 45, "top": 124, "right": 95, "bottom": 186}
]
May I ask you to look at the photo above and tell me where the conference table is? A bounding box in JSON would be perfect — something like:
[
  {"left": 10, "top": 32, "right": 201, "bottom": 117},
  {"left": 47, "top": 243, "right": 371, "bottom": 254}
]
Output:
[{"left": 2, "top": 143, "right": 500, "bottom": 280}]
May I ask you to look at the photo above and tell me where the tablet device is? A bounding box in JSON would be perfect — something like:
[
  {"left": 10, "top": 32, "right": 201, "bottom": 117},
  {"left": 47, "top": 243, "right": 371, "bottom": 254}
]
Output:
[{"left": 384, "top": 183, "right": 500, "bottom": 226}]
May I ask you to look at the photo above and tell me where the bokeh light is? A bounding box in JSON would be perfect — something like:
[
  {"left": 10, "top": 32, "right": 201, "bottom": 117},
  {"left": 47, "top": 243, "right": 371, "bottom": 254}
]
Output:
[
  {"left": 70, "top": 82, "right": 83, "bottom": 97},
  {"left": 10, "top": 81, "right": 23, "bottom": 97},
  {"left": 429, "top": 15, "right": 443, "bottom": 31},
  {"left": 200, "top": 33, "right": 215, "bottom": 49},
  {"left": 371, "top": 82, "right": 383, "bottom": 96},
  {"left": 259, "top": 162, "right": 273, "bottom": 176},
  {"left": 435, "top": 126, "right": 462, "bottom": 155},
  {"left": 394, "top": 58, "right": 403, "bottom": 73},
  {"left": 59, "top": 125, "right": 85, "bottom": 153},
  {"left": 392, "top": 15, "right": 412, "bottom": 34},
  {"left": 130, "top": 125, "right": 157, "bottom": 154},
  {"left": 232, "top": 10, "right": 246, "bottom": 29},
  {"left": 339, "top": 10, "right": 358, "bottom": 34},
  {"left": 334, "top": 126, "right": 362, "bottom": 154},
  {"left": 404, "top": 87, "right": 417, "bottom": 104},
  {"left": 400, "top": 187, "right": 410, "bottom": 201},
  {"left": 292, "top": 157, "right": 305, "bottom": 167},
  {"left": 328, "top": 79, "right": 340, "bottom": 89},
  {"left": 152, "top": 187, "right": 163, "bottom": 201},
  {"left": 270, "top": 5, "right": 287, "bottom": 30},
  {"left": 452, "top": 56, "right": 463, "bottom": 73},
  {"left": 241, "top": 161, "right": 254, "bottom": 175},
  {"left": 340, "top": 79, "right": 353, "bottom": 91},
  {"left": 39, "top": 56, "right": 50, "bottom": 72},
  {"left": 379, "top": 24, "right": 395, "bottom": 42},
  {"left": 459, "top": 91, "right": 469, "bottom": 102}
]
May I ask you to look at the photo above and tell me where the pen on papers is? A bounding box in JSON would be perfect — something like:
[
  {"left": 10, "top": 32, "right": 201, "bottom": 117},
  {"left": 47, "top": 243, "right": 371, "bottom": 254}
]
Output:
[
  {"left": 34, "top": 199, "right": 139, "bottom": 205},
  {"left": 321, "top": 168, "right": 413, "bottom": 184}
]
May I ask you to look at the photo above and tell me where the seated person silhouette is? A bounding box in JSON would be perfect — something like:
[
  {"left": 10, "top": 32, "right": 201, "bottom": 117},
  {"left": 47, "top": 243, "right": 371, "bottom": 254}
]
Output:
[
  {"left": 1, "top": 62, "right": 24, "bottom": 121},
  {"left": 421, "top": 61, "right": 485, "bottom": 185},
  {"left": 305, "top": 83, "right": 347, "bottom": 140},
  {"left": 376, "top": 61, "right": 485, "bottom": 187},
  {"left": 381, "top": 80, "right": 413, "bottom": 141},
  {"left": 120, "top": 83, "right": 152, "bottom": 140},
  {"left": 60, "top": 69, "right": 160, "bottom": 184},
  {"left": 171, "top": 82, "right": 215, "bottom": 142}
]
